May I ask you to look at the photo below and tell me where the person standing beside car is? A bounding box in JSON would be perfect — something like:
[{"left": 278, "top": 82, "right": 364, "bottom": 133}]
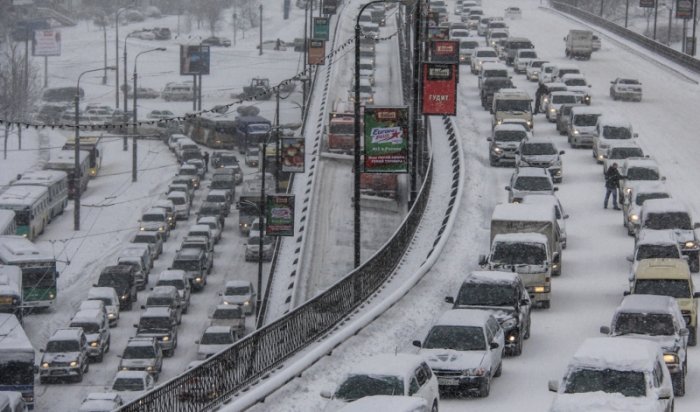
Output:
[
  {"left": 604, "top": 163, "right": 621, "bottom": 210},
  {"left": 534, "top": 82, "right": 547, "bottom": 114}
]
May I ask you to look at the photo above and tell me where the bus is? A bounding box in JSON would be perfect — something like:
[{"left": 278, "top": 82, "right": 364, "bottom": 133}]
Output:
[
  {"left": 0, "top": 236, "right": 58, "bottom": 310},
  {"left": 45, "top": 149, "right": 90, "bottom": 199},
  {"left": 0, "top": 211, "right": 16, "bottom": 236},
  {"left": 62, "top": 134, "right": 104, "bottom": 177},
  {"left": 0, "top": 186, "right": 50, "bottom": 240},
  {"left": 12, "top": 170, "right": 68, "bottom": 220},
  {"left": 185, "top": 111, "right": 238, "bottom": 149},
  {"left": 0, "top": 265, "right": 23, "bottom": 321},
  {"left": 0, "top": 313, "right": 36, "bottom": 409}
]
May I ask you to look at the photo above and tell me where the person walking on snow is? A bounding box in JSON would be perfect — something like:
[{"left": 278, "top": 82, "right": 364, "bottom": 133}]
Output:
[
  {"left": 604, "top": 162, "right": 621, "bottom": 210},
  {"left": 534, "top": 82, "right": 547, "bottom": 114}
]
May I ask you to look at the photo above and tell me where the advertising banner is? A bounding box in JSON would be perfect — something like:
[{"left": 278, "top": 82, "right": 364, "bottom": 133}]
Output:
[
  {"left": 422, "top": 63, "right": 457, "bottom": 116},
  {"left": 32, "top": 29, "right": 61, "bottom": 56},
  {"left": 313, "top": 17, "right": 330, "bottom": 40},
  {"left": 281, "top": 137, "right": 305, "bottom": 173},
  {"left": 322, "top": 0, "right": 338, "bottom": 15},
  {"left": 363, "top": 106, "right": 409, "bottom": 173},
  {"left": 180, "top": 45, "right": 210, "bottom": 75},
  {"left": 308, "top": 40, "right": 326, "bottom": 65},
  {"left": 429, "top": 40, "right": 459, "bottom": 63},
  {"left": 639, "top": 0, "right": 655, "bottom": 7},
  {"left": 676, "top": 0, "right": 693, "bottom": 18},
  {"left": 266, "top": 195, "right": 295, "bottom": 236},
  {"left": 428, "top": 27, "right": 450, "bottom": 40},
  {"left": 427, "top": 11, "right": 440, "bottom": 27}
]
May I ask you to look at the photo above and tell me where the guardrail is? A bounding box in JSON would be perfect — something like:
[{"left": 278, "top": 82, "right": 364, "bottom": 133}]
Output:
[
  {"left": 550, "top": 0, "right": 700, "bottom": 73},
  {"left": 119, "top": 5, "right": 432, "bottom": 412}
]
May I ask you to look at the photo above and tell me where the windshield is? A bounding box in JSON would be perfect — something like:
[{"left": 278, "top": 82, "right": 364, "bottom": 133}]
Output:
[
  {"left": 644, "top": 212, "right": 692, "bottom": 230},
  {"left": 335, "top": 374, "right": 404, "bottom": 400},
  {"left": 495, "top": 100, "right": 531, "bottom": 112},
  {"left": 519, "top": 51, "right": 537, "bottom": 58},
  {"left": 113, "top": 378, "right": 145, "bottom": 391},
  {"left": 70, "top": 322, "right": 99, "bottom": 334},
  {"left": 477, "top": 50, "right": 497, "bottom": 58},
  {"left": 636, "top": 245, "right": 680, "bottom": 260},
  {"left": 614, "top": 313, "right": 676, "bottom": 336},
  {"left": 461, "top": 41, "right": 479, "bottom": 49},
  {"left": 620, "top": 79, "right": 640, "bottom": 85},
  {"left": 564, "top": 368, "right": 646, "bottom": 397},
  {"left": 513, "top": 176, "right": 552, "bottom": 191},
  {"left": 201, "top": 332, "right": 234, "bottom": 345},
  {"left": 330, "top": 123, "right": 354, "bottom": 134},
  {"left": 213, "top": 308, "right": 242, "bottom": 319},
  {"left": 169, "top": 196, "right": 186, "bottom": 205},
  {"left": 225, "top": 286, "right": 250, "bottom": 296},
  {"left": 221, "top": 155, "right": 238, "bottom": 165},
  {"left": 551, "top": 95, "right": 577, "bottom": 104},
  {"left": 485, "top": 79, "right": 513, "bottom": 89},
  {"left": 172, "top": 260, "right": 200, "bottom": 271},
  {"left": 573, "top": 114, "right": 600, "bottom": 126},
  {"left": 98, "top": 273, "right": 128, "bottom": 288},
  {"left": 521, "top": 143, "right": 556, "bottom": 155},
  {"left": 423, "top": 325, "right": 486, "bottom": 350},
  {"left": 494, "top": 130, "right": 527, "bottom": 142},
  {"left": 492, "top": 242, "right": 547, "bottom": 265},
  {"left": 456, "top": 283, "right": 518, "bottom": 307},
  {"left": 531, "top": 61, "right": 545, "bottom": 68},
  {"left": 359, "top": 63, "right": 373, "bottom": 71},
  {"left": 22, "top": 265, "right": 57, "bottom": 287},
  {"left": 484, "top": 69, "right": 508, "bottom": 78},
  {"left": 157, "top": 279, "right": 185, "bottom": 290},
  {"left": 636, "top": 193, "right": 669, "bottom": 206},
  {"left": 123, "top": 345, "right": 156, "bottom": 359},
  {"left": 178, "top": 168, "right": 197, "bottom": 176},
  {"left": 142, "top": 214, "right": 164, "bottom": 222},
  {"left": 359, "top": 85, "right": 373, "bottom": 94},
  {"left": 46, "top": 339, "right": 80, "bottom": 352},
  {"left": 627, "top": 167, "right": 659, "bottom": 181},
  {"left": 609, "top": 148, "right": 643, "bottom": 159},
  {"left": 146, "top": 297, "right": 173, "bottom": 307},
  {"left": 564, "top": 78, "right": 587, "bottom": 86},
  {"left": 602, "top": 126, "right": 631, "bottom": 139},
  {"left": 635, "top": 279, "right": 691, "bottom": 299},
  {"left": 138, "top": 317, "right": 171, "bottom": 331}
]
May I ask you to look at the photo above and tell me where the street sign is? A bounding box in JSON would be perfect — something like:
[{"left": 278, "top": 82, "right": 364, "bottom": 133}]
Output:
[
  {"left": 422, "top": 63, "right": 458, "bottom": 116},
  {"left": 281, "top": 137, "right": 305, "bottom": 173},
  {"left": 180, "top": 45, "right": 210, "bottom": 75},
  {"left": 266, "top": 195, "right": 295, "bottom": 236},
  {"left": 363, "top": 106, "right": 409, "bottom": 173},
  {"left": 308, "top": 40, "right": 326, "bottom": 65},
  {"left": 639, "top": 0, "right": 655, "bottom": 8},
  {"left": 313, "top": 17, "right": 330, "bottom": 41},
  {"left": 429, "top": 40, "right": 459, "bottom": 63},
  {"left": 676, "top": 0, "right": 693, "bottom": 18},
  {"left": 322, "top": 0, "right": 338, "bottom": 15},
  {"left": 32, "top": 29, "right": 61, "bottom": 56}
]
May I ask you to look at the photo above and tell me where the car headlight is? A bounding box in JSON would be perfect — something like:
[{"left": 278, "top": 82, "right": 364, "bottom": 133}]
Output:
[
  {"left": 573, "top": 129, "right": 580, "bottom": 135},
  {"left": 146, "top": 366, "right": 154, "bottom": 371},
  {"left": 195, "top": 277, "right": 203, "bottom": 283},
  {"left": 554, "top": 170, "right": 562, "bottom": 177},
  {"left": 121, "top": 294, "right": 128, "bottom": 301},
  {"left": 624, "top": 187, "right": 632, "bottom": 195},
  {"left": 140, "top": 227, "right": 145, "bottom": 231},
  {"left": 108, "top": 313, "right": 116, "bottom": 319},
  {"left": 685, "top": 241, "right": 696, "bottom": 249},
  {"left": 90, "top": 341, "right": 98, "bottom": 348},
  {"left": 243, "top": 300, "right": 250, "bottom": 306},
  {"left": 41, "top": 362, "right": 49, "bottom": 369},
  {"left": 629, "top": 214, "right": 639, "bottom": 222},
  {"left": 162, "top": 336, "right": 169, "bottom": 342},
  {"left": 501, "top": 317, "right": 517, "bottom": 330},
  {"left": 70, "top": 361, "right": 78, "bottom": 368},
  {"left": 543, "top": 97, "right": 549, "bottom": 103},
  {"left": 597, "top": 154, "right": 604, "bottom": 161},
  {"left": 534, "top": 286, "right": 546, "bottom": 293},
  {"left": 121, "top": 366, "right": 129, "bottom": 371},
  {"left": 49, "top": 292, "right": 55, "bottom": 299},
  {"left": 526, "top": 120, "right": 532, "bottom": 126},
  {"left": 159, "top": 226, "right": 165, "bottom": 231},
  {"left": 663, "top": 353, "right": 679, "bottom": 364},
  {"left": 492, "top": 146, "right": 503, "bottom": 154},
  {"left": 464, "top": 367, "right": 486, "bottom": 376}
]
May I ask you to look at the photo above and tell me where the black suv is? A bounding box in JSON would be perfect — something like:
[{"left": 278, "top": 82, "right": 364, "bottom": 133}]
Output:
[
  {"left": 445, "top": 270, "right": 532, "bottom": 356},
  {"left": 481, "top": 77, "right": 514, "bottom": 110},
  {"left": 95, "top": 265, "right": 138, "bottom": 310},
  {"left": 171, "top": 249, "right": 207, "bottom": 291}
]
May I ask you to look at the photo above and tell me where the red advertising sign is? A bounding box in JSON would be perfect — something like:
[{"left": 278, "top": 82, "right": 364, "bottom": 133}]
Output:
[
  {"left": 676, "top": 0, "right": 693, "bottom": 18},
  {"left": 422, "top": 63, "right": 457, "bottom": 116},
  {"left": 308, "top": 40, "right": 326, "bottom": 65},
  {"left": 429, "top": 40, "right": 459, "bottom": 63}
]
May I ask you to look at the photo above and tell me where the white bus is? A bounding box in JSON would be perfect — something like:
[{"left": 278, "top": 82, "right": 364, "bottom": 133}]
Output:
[
  {"left": 13, "top": 170, "right": 68, "bottom": 220},
  {"left": 0, "top": 236, "right": 58, "bottom": 310},
  {"left": 62, "top": 135, "right": 104, "bottom": 177},
  {"left": 0, "top": 186, "right": 50, "bottom": 240},
  {"left": 0, "top": 210, "right": 16, "bottom": 236},
  {"left": 45, "top": 150, "right": 90, "bottom": 199}
]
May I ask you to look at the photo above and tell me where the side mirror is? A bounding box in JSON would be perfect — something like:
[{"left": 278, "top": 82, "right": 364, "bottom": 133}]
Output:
[
  {"left": 680, "top": 328, "right": 689, "bottom": 337},
  {"left": 553, "top": 187, "right": 559, "bottom": 192},
  {"left": 661, "top": 176, "right": 666, "bottom": 181},
  {"left": 658, "top": 387, "right": 672, "bottom": 400},
  {"left": 487, "top": 137, "right": 493, "bottom": 142},
  {"left": 505, "top": 186, "right": 511, "bottom": 191},
  {"left": 559, "top": 150, "right": 565, "bottom": 155},
  {"left": 588, "top": 84, "right": 592, "bottom": 88},
  {"left": 133, "top": 324, "right": 138, "bottom": 328},
  {"left": 445, "top": 296, "right": 455, "bottom": 304},
  {"left": 548, "top": 379, "right": 559, "bottom": 392},
  {"left": 623, "top": 290, "right": 631, "bottom": 296},
  {"left": 626, "top": 255, "right": 634, "bottom": 263},
  {"left": 610, "top": 81, "right": 615, "bottom": 84},
  {"left": 693, "top": 292, "right": 700, "bottom": 299},
  {"left": 563, "top": 214, "right": 570, "bottom": 219},
  {"left": 93, "top": 284, "right": 97, "bottom": 287},
  {"left": 412, "top": 340, "right": 422, "bottom": 348},
  {"left": 599, "top": 326, "right": 610, "bottom": 335},
  {"left": 320, "top": 390, "right": 333, "bottom": 399},
  {"left": 489, "top": 341, "right": 499, "bottom": 349},
  {"left": 478, "top": 254, "right": 488, "bottom": 266},
  {"left": 140, "top": 305, "right": 146, "bottom": 310}
]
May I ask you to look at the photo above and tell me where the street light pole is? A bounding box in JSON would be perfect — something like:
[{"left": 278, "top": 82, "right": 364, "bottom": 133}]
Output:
[
  {"left": 133, "top": 48, "right": 166, "bottom": 183},
  {"left": 257, "top": 138, "right": 267, "bottom": 320},
  {"left": 75, "top": 66, "right": 115, "bottom": 231},
  {"left": 115, "top": 5, "right": 133, "bottom": 110}
]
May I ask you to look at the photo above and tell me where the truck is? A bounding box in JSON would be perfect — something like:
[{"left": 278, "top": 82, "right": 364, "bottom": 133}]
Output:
[
  {"left": 238, "top": 173, "right": 275, "bottom": 234},
  {"left": 0, "top": 265, "right": 22, "bottom": 322},
  {"left": 0, "top": 313, "right": 35, "bottom": 408},
  {"left": 479, "top": 203, "right": 563, "bottom": 308},
  {"left": 564, "top": 30, "right": 593, "bottom": 60},
  {"left": 327, "top": 100, "right": 356, "bottom": 153},
  {"left": 234, "top": 115, "right": 272, "bottom": 154},
  {"left": 360, "top": 174, "right": 398, "bottom": 199},
  {"left": 491, "top": 89, "right": 533, "bottom": 130}
]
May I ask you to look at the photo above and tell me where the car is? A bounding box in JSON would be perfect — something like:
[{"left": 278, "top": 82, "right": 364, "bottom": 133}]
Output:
[
  {"left": 545, "top": 91, "right": 579, "bottom": 123},
  {"left": 555, "top": 103, "right": 582, "bottom": 136},
  {"left": 487, "top": 123, "right": 532, "bottom": 166},
  {"left": 169, "top": 179, "right": 194, "bottom": 199},
  {"left": 179, "top": 235, "right": 214, "bottom": 273},
  {"left": 449, "top": 28, "right": 470, "bottom": 41},
  {"left": 167, "top": 134, "right": 187, "bottom": 152},
  {"left": 479, "top": 77, "right": 513, "bottom": 109},
  {"left": 548, "top": 337, "right": 674, "bottom": 412},
  {"left": 537, "top": 82, "right": 567, "bottom": 113},
  {"left": 127, "top": 87, "right": 159, "bottom": 99},
  {"left": 628, "top": 230, "right": 683, "bottom": 284},
  {"left": 561, "top": 73, "right": 592, "bottom": 105},
  {"left": 622, "top": 182, "right": 670, "bottom": 235},
  {"left": 470, "top": 47, "right": 499, "bottom": 74},
  {"left": 525, "top": 59, "right": 548, "bottom": 82},
  {"left": 109, "top": 370, "right": 156, "bottom": 404},
  {"left": 138, "top": 207, "right": 171, "bottom": 240},
  {"left": 220, "top": 280, "right": 256, "bottom": 315},
  {"left": 78, "top": 299, "right": 108, "bottom": 323},
  {"left": 513, "top": 49, "right": 538, "bottom": 74},
  {"left": 619, "top": 158, "right": 665, "bottom": 199},
  {"left": 320, "top": 353, "right": 439, "bottom": 410},
  {"left": 602, "top": 141, "right": 644, "bottom": 175},
  {"left": 209, "top": 303, "right": 246, "bottom": 334},
  {"left": 116, "top": 255, "right": 148, "bottom": 291},
  {"left": 486, "top": 29, "right": 508, "bottom": 48},
  {"left": 336, "top": 396, "right": 429, "bottom": 412},
  {"left": 186, "top": 158, "right": 207, "bottom": 178},
  {"left": 538, "top": 62, "right": 558, "bottom": 84},
  {"left": 171, "top": 248, "right": 208, "bottom": 291},
  {"left": 147, "top": 109, "right": 174, "bottom": 119},
  {"left": 69, "top": 309, "right": 111, "bottom": 362},
  {"left": 94, "top": 265, "right": 138, "bottom": 311},
  {"left": 515, "top": 140, "right": 565, "bottom": 184},
  {"left": 445, "top": 271, "right": 531, "bottom": 355},
  {"left": 131, "top": 230, "right": 164, "bottom": 260},
  {"left": 177, "top": 164, "right": 201, "bottom": 190},
  {"left": 197, "top": 216, "right": 223, "bottom": 243},
  {"left": 413, "top": 310, "right": 504, "bottom": 397},
  {"left": 204, "top": 189, "right": 233, "bottom": 217},
  {"left": 196, "top": 325, "right": 238, "bottom": 360},
  {"left": 134, "top": 306, "right": 178, "bottom": 357},
  {"left": 133, "top": 31, "right": 155, "bottom": 40},
  {"left": 504, "top": 6, "right": 522, "bottom": 19},
  {"left": 210, "top": 151, "right": 239, "bottom": 169},
  {"left": 593, "top": 115, "right": 637, "bottom": 163},
  {"left": 458, "top": 38, "right": 481, "bottom": 64},
  {"left": 118, "top": 337, "right": 163, "bottom": 381},
  {"left": 166, "top": 192, "right": 191, "bottom": 220},
  {"left": 78, "top": 392, "right": 124, "bottom": 412},
  {"left": 201, "top": 36, "right": 231, "bottom": 47},
  {"left": 39, "top": 328, "right": 90, "bottom": 383},
  {"left": 506, "top": 166, "right": 558, "bottom": 203},
  {"left": 144, "top": 285, "right": 183, "bottom": 325},
  {"left": 567, "top": 106, "right": 603, "bottom": 148},
  {"left": 520, "top": 194, "right": 569, "bottom": 249},
  {"left": 592, "top": 34, "right": 602, "bottom": 50},
  {"left": 187, "top": 224, "right": 215, "bottom": 251},
  {"left": 197, "top": 201, "right": 226, "bottom": 228},
  {"left": 245, "top": 236, "right": 274, "bottom": 262},
  {"left": 245, "top": 147, "right": 260, "bottom": 167},
  {"left": 600, "top": 294, "right": 689, "bottom": 396},
  {"left": 626, "top": 258, "right": 699, "bottom": 346},
  {"left": 87, "top": 287, "right": 121, "bottom": 327},
  {"left": 155, "top": 270, "right": 192, "bottom": 313},
  {"left": 610, "top": 77, "right": 643, "bottom": 101}
]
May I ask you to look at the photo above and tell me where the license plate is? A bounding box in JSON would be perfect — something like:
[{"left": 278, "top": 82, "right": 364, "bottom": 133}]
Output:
[
  {"left": 438, "top": 377, "right": 459, "bottom": 386},
  {"left": 50, "top": 370, "right": 66, "bottom": 376}
]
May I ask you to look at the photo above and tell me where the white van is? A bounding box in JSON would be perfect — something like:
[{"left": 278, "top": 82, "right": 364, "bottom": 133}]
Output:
[{"left": 162, "top": 82, "right": 194, "bottom": 101}]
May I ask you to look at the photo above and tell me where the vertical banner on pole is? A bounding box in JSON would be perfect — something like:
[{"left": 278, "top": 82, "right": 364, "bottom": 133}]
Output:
[
  {"left": 322, "top": 0, "right": 338, "bottom": 15},
  {"left": 280, "top": 137, "right": 305, "bottom": 172},
  {"left": 422, "top": 63, "right": 458, "bottom": 116},
  {"left": 363, "top": 106, "right": 409, "bottom": 173},
  {"left": 639, "top": 0, "right": 655, "bottom": 7},
  {"left": 307, "top": 40, "right": 326, "bottom": 65},
  {"left": 676, "top": 0, "right": 694, "bottom": 17},
  {"left": 313, "top": 17, "right": 330, "bottom": 40},
  {"left": 266, "top": 195, "right": 295, "bottom": 236}
]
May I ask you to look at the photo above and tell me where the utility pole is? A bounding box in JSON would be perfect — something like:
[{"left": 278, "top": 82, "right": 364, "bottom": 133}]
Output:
[
  {"left": 259, "top": 5, "right": 263, "bottom": 56},
  {"left": 653, "top": 0, "right": 659, "bottom": 40}
]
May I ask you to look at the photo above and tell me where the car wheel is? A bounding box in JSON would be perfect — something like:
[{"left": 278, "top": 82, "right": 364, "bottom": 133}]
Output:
[
  {"left": 478, "top": 377, "right": 490, "bottom": 397},
  {"left": 672, "top": 372, "right": 685, "bottom": 396},
  {"left": 510, "top": 337, "right": 523, "bottom": 356},
  {"left": 540, "top": 300, "right": 551, "bottom": 309},
  {"left": 95, "top": 351, "right": 104, "bottom": 363},
  {"left": 524, "top": 318, "right": 531, "bottom": 339},
  {"left": 689, "top": 326, "right": 697, "bottom": 346},
  {"left": 494, "top": 361, "right": 503, "bottom": 377}
]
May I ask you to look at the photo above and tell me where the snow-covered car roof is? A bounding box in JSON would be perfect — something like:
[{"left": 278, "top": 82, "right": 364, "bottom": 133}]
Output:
[
  {"left": 158, "top": 269, "right": 186, "bottom": 280},
  {"left": 474, "top": 46, "right": 497, "bottom": 52},
  {"left": 606, "top": 140, "right": 642, "bottom": 150},
  {"left": 570, "top": 106, "right": 603, "bottom": 115},
  {"left": 481, "top": 62, "right": 507, "bottom": 70},
  {"left": 492, "top": 203, "right": 556, "bottom": 222},
  {"left": 225, "top": 280, "right": 252, "bottom": 288},
  {"left": 435, "top": 309, "right": 493, "bottom": 328},
  {"left": 113, "top": 370, "right": 150, "bottom": 380},
  {"left": 626, "top": 181, "right": 667, "bottom": 196},
  {"left": 50, "top": 327, "right": 84, "bottom": 342},
  {"left": 141, "top": 306, "right": 172, "bottom": 318},
  {"left": 346, "top": 353, "right": 426, "bottom": 381},
  {"left": 87, "top": 286, "right": 117, "bottom": 301},
  {"left": 493, "top": 232, "right": 549, "bottom": 244},
  {"left": 597, "top": 115, "right": 632, "bottom": 128},
  {"left": 493, "top": 123, "right": 530, "bottom": 133},
  {"left": 197, "top": 216, "right": 219, "bottom": 225},
  {"left": 464, "top": 270, "right": 521, "bottom": 285},
  {"left": 336, "top": 395, "right": 428, "bottom": 412},
  {"left": 553, "top": 63, "right": 580, "bottom": 71},
  {"left": 560, "top": 73, "right": 586, "bottom": 81},
  {"left": 188, "top": 224, "right": 211, "bottom": 233},
  {"left": 149, "top": 285, "right": 178, "bottom": 297},
  {"left": 520, "top": 194, "right": 563, "bottom": 211},
  {"left": 622, "top": 157, "right": 659, "bottom": 170},
  {"left": 636, "top": 229, "right": 679, "bottom": 246},
  {"left": 126, "top": 337, "right": 157, "bottom": 347},
  {"left": 641, "top": 198, "right": 689, "bottom": 215},
  {"left": 512, "top": 167, "right": 552, "bottom": 178},
  {"left": 569, "top": 337, "right": 660, "bottom": 372},
  {"left": 207, "top": 189, "right": 229, "bottom": 197},
  {"left": 549, "top": 91, "right": 579, "bottom": 98},
  {"left": 71, "top": 309, "right": 103, "bottom": 325},
  {"left": 616, "top": 294, "right": 682, "bottom": 316},
  {"left": 633, "top": 258, "right": 690, "bottom": 279},
  {"left": 204, "top": 325, "right": 233, "bottom": 335}
]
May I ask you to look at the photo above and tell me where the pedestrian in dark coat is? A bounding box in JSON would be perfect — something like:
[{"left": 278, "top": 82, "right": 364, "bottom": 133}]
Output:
[
  {"left": 604, "top": 163, "right": 622, "bottom": 209},
  {"left": 203, "top": 151, "right": 210, "bottom": 173},
  {"left": 534, "top": 82, "right": 547, "bottom": 114}
]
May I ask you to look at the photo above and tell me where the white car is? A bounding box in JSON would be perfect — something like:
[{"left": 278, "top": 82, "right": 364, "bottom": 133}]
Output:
[
  {"left": 109, "top": 370, "right": 155, "bottom": 404},
  {"left": 79, "top": 392, "right": 124, "bottom": 412},
  {"left": 321, "top": 353, "right": 439, "bottom": 410},
  {"left": 449, "top": 29, "right": 469, "bottom": 41},
  {"left": 513, "top": 49, "right": 538, "bottom": 74},
  {"left": 167, "top": 134, "right": 187, "bottom": 152},
  {"left": 414, "top": 310, "right": 504, "bottom": 397},
  {"left": 602, "top": 141, "right": 644, "bottom": 175},
  {"left": 593, "top": 115, "right": 637, "bottom": 163},
  {"left": 610, "top": 77, "right": 643, "bottom": 101},
  {"left": 525, "top": 59, "right": 548, "bottom": 81},
  {"left": 220, "top": 280, "right": 256, "bottom": 315},
  {"left": 561, "top": 73, "right": 592, "bottom": 105},
  {"left": 470, "top": 47, "right": 499, "bottom": 74},
  {"left": 86, "top": 287, "right": 121, "bottom": 327},
  {"left": 545, "top": 91, "right": 579, "bottom": 122},
  {"left": 505, "top": 167, "right": 558, "bottom": 203},
  {"left": 619, "top": 157, "right": 664, "bottom": 198},
  {"left": 622, "top": 182, "right": 670, "bottom": 235},
  {"left": 166, "top": 192, "right": 190, "bottom": 220},
  {"left": 548, "top": 337, "right": 674, "bottom": 412},
  {"left": 538, "top": 62, "right": 558, "bottom": 84},
  {"left": 336, "top": 395, "right": 429, "bottom": 412},
  {"left": 520, "top": 194, "right": 569, "bottom": 249},
  {"left": 196, "top": 325, "right": 237, "bottom": 360},
  {"left": 197, "top": 216, "right": 222, "bottom": 243}
]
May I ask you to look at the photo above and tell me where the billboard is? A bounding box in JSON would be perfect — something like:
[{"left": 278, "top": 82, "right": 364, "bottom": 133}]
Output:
[
  {"left": 639, "top": 0, "right": 655, "bottom": 7},
  {"left": 32, "top": 29, "right": 61, "bottom": 56},
  {"left": 322, "top": 0, "right": 338, "bottom": 15},
  {"left": 313, "top": 17, "right": 330, "bottom": 40},
  {"left": 180, "top": 45, "right": 210, "bottom": 75},
  {"left": 266, "top": 195, "right": 295, "bottom": 236},
  {"left": 677, "top": 0, "right": 693, "bottom": 18},
  {"left": 363, "top": 106, "right": 409, "bottom": 173},
  {"left": 422, "top": 63, "right": 457, "bottom": 116},
  {"left": 281, "top": 137, "right": 305, "bottom": 173},
  {"left": 429, "top": 40, "right": 459, "bottom": 63},
  {"left": 308, "top": 40, "right": 326, "bottom": 65}
]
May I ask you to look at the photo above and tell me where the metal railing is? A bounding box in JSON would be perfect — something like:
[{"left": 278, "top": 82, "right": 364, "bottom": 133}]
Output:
[{"left": 551, "top": 0, "right": 700, "bottom": 73}]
